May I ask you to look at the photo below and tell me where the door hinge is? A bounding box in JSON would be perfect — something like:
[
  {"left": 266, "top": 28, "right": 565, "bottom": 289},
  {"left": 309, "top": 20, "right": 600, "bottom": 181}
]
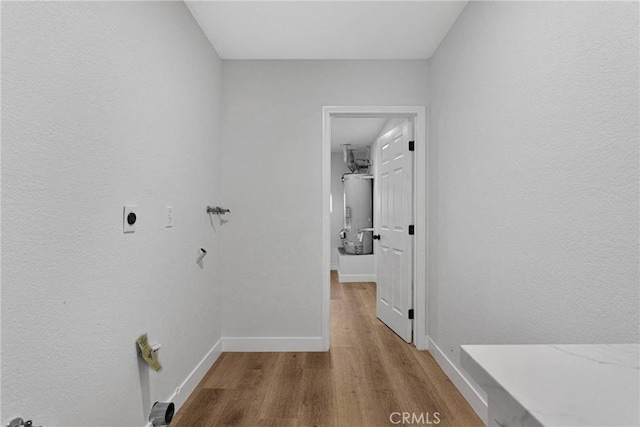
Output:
[
  {"left": 408, "top": 309, "right": 414, "bottom": 320},
  {"left": 408, "top": 225, "right": 414, "bottom": 235},
  {"left": 408, "top": 140, "right": 415, "bottom": 151}
]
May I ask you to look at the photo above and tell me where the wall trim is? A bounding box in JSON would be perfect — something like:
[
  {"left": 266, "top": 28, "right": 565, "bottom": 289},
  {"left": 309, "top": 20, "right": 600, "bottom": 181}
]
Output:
[
  {"left": 427, "top": 336, "right": 488, "bottom": 425},
  {"left": 337, "top": 273, "right": 377, "bottom": 283},
  {"left": 322, "top": 106, "right": 428, "bottom": 352},
  {"left": 223, "top": 336, "right": 323, "bottom": 352},
  {"left": 144, "top": 337, "right": 223, "bottom": 427},
  {"left": 331, "top": 263, "right": 338, "bottom": 270}
]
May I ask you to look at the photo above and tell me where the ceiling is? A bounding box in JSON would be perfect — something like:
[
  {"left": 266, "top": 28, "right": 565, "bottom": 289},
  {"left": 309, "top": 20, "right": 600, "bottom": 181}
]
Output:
[
  {"left": 331, "top": 117, "right": 388, "bottom": 152},
  {"left": 185, "top": 1, "right": 468, "bottom": 60}
]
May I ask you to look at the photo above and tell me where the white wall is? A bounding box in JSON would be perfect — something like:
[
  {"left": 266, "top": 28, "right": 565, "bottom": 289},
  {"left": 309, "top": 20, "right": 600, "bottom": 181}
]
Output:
[
  {"left": 221, "top": 61, "right": 428, "bottom": 344},
  {"left": 330, "top": 153, "right": 350, "bottom": 269},
  {"left": 1, "top": 2, "right": 223, "bottom": 425},
  {"left": 427, "top": 0, "right": 639, "bottom": 404}
]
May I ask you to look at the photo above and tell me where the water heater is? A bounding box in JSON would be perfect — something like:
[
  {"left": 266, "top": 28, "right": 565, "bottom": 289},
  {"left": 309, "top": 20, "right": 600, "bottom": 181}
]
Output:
[{"left": 341, "top": 174, "right": 374, "bottom": 255}]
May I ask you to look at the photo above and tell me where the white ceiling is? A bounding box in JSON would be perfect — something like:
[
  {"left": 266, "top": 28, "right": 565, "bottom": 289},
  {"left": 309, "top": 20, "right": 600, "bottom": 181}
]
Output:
[
  {"left": 331, "top": 117, "right": 388, "bottom": 152},
  {"left": 185, "top": 1, "right": 468, "bottom": 60}
]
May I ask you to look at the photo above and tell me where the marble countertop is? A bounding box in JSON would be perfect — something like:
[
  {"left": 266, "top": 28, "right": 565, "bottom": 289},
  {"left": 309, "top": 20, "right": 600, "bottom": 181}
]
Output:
[{"left": 461, "top": 344, "right": 639, "bottom": 427}]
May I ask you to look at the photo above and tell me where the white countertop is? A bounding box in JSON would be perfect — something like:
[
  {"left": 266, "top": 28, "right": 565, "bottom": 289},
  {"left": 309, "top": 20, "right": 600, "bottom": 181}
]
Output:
[{"left": 461, "top": 344, "right": 640, "bottom": 427}]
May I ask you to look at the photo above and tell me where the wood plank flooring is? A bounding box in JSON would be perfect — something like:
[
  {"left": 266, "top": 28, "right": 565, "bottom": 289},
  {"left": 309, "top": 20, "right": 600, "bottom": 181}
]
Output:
[{"left": 172, "top": 271, "right": 482, "bottom": 426}]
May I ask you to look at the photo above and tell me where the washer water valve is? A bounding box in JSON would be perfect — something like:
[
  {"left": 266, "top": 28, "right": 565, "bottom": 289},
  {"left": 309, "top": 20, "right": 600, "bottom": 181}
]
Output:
[
  {"left": 206, "top": 206, "right": 230, "bottom": 215},
  {"left": 7, "top": 418, "right": 41, "bottom": 427}
]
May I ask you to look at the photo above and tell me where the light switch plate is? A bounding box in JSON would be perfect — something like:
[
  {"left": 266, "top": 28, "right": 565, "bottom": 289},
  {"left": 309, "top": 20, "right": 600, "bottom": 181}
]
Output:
[
  {"left": 165, "top": 206, "right": 173, "bottom": 228},
  {"left": 123, "top": 205, "right": 137, "bottom": 233}
]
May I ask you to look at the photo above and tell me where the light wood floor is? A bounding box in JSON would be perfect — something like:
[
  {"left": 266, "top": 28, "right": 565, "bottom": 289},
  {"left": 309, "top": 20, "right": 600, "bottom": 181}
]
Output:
[{"left": 172, "top": 271, "right": 482, "bottom": 426}]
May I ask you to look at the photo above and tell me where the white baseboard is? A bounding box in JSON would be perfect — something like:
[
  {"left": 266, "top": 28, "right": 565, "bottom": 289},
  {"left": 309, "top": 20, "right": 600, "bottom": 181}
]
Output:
[
  {"left": 338, "top": 273, "right": 377, "bottom": 283},
  {"left": 144, "top": 337, "right": 223, "bottom": 427},
  {"left": 427, "top": 336, "right": 488, "bottom": 425},
  {"left": 223, "top": 336, "right": 323, "bottom": 352},
  {"left": 331, "top": 264, "right": 338, "bottom": 270}
]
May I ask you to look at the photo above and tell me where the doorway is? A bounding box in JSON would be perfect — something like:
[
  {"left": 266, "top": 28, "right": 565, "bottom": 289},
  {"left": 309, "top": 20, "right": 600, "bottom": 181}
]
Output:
[{"left": 321, "top": 106, "right": 428, "bottom": 351}]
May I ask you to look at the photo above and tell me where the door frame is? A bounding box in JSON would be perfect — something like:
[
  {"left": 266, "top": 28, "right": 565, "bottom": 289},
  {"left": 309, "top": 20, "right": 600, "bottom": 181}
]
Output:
[{"left": 321, "top": 106, "right": 428, "bottom": 351}]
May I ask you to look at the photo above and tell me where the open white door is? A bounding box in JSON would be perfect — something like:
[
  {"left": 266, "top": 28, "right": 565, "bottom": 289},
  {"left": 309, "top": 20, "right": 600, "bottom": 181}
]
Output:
[{"left": 374, "top": 120, "right": 414, "bottom": 343}]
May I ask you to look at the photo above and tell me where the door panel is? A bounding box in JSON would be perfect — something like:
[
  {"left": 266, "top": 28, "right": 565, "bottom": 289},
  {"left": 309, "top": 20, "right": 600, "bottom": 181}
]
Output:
[{"left": 374, "top": 120, "right": 414, "bottom": 343}]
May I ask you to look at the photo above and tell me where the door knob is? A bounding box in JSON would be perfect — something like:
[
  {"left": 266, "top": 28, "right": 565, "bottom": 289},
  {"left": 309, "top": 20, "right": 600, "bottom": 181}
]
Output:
[{"left": 373, "top": 234, "right": 380, "bottom": 240}]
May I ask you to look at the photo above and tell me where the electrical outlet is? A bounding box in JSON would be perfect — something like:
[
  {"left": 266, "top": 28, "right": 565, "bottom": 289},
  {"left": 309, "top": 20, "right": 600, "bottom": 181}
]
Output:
[
  {"left": 165, "top": 206, "right": 173, "bottom": 228},
  {"left": 123, "top": 205, "right": 137, "bottom": 233}
]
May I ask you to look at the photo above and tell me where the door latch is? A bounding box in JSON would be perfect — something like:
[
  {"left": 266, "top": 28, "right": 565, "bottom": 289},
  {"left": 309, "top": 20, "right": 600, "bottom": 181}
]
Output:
[{"left": 7, "top": 418, "right": 41, "bottom": 427}]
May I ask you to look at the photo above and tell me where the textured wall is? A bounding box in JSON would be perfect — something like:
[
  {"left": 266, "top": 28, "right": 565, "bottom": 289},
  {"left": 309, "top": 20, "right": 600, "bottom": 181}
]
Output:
[
  {"left": 221, "top": 60, "right": 428, "bottom": 340},
  {"left": 427, "top": 0, "right": 639, "bottom": 398},
  {"left": 1, "top": 2, "right": 223, "bottom": 425}
]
